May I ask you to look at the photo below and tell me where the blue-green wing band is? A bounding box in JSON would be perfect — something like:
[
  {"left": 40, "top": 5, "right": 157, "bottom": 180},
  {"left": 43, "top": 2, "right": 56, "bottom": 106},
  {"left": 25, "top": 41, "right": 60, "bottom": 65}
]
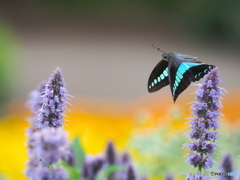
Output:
[{"left": 170, "top": 62, "right": 215, "bottom": 102}]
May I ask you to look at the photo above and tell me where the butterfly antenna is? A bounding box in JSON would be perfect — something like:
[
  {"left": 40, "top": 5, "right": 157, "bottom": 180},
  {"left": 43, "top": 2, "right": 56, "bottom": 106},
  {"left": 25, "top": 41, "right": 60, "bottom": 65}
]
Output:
[{"left": 151, "top": 44, "right": 166, "bottom": 54}]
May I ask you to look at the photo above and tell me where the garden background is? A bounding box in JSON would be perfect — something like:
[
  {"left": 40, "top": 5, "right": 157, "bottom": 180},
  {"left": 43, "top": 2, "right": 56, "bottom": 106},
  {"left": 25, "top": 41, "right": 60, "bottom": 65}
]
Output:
[{"left": 0, "top": 1, "right": 240, "bottom": 179}]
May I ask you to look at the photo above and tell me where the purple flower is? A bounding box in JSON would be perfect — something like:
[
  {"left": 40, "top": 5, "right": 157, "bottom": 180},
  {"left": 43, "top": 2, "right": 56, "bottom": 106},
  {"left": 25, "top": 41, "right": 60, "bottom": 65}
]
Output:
[
  {"left": 81, "top": 140, "right": 147, "bottom": 180},
  {"left": 82, "top": 160, "right": 91, "bottom": 179},
  {"left": 220, "top": 154, "right": 233, "bottom": 173},
  {"left": 204, "top": 131, "right": 218, "bottom": 141},
  {"left": 165, "top": 174, "right": 174, "bottom": 180},
  {"left": 26, "top": 128, "right": 37, "bottom": 158},
  {"left": 34, "top": 165, "right": 52, "bottom": 180},
  {"left": 126, "top": 165, "right": 136, "bottom": 180},
  {"left": 36, "top": 67, "right": 69, "bottom": 129},
  {"left": 25, "top": 158, "right": 40, "bottom": 178},
  {"left": 120, "top": 152, "right": 131, "bottom": 165},
  {"left": 187, "top": 152, "right": 203, "bottom": 168},
  {"left": 26, "top": 67, "right": 70, "bottom": 180},
  {"left": 33, "top": 128, "right": 68, "bottom": 165},
  {"left": 28, "top": 164, "right": 68, "bottom": 180},
  {"left": 106, "top": 140, "right": 116, "bottom": 165},
  {"left": 202, "top": 156, "right": 215, "bottom": 169},
  {"left": 82, "top": 154, "right": 105, "bottom": 179},
  {"left": 25, "top": 128, "right": 69, "bottom": 179},
  {"left": 61, "top": 146, "right": 75, "bottom": 166},
  {"left": 186, "top": 67, "right": 224, "bottom": 177},
  {"left": 186, "top": 172, "right": 210, "bottom": 180},
  {"left": 188, "top": 142, "right": 216, "bottom": 154},
  {"left": 27, "top": 81, "right": 46, "bottom": 127},
  {"left": 28, "top": 81, "right": 46, "bottom": 113},
  {"left": 51, "top": 166, "right": 68, "bottom": 180},
  {"left": 91, "top": 157, "right": 104, "bottom": 176},
  {"left": 218, "top": 154, "right": 234, "bottom": 180}
]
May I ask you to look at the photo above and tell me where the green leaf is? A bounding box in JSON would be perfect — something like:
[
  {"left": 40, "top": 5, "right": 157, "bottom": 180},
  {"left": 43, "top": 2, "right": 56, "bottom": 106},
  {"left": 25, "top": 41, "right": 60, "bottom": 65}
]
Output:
[
  {"left": 60, "top": 161, "right": 80, "bottom": 180},
  {"left": 72, "top": 136, "right": 85, "bottom": 169},
  {"left": 68, "top": 136, "right": 86, "bottom": 179},
  {"left": 95, "top": 165, "right": 126, "bottom": 180}
]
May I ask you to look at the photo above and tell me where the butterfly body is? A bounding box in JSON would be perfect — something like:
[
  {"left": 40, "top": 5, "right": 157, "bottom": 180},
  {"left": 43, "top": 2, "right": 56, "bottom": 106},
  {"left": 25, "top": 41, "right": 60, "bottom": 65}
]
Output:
[{"left": 148, "top": 52, "right": 215, "bottom": 102}]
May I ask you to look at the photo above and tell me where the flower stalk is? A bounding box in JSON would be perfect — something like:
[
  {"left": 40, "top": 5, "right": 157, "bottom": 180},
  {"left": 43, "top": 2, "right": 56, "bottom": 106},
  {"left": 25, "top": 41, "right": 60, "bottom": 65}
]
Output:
[
  {"left": 26, "top": 67, "right": 70, "bottom": 180},
  {"left": 186, "top": 67, "right": 224, "bottom": 179}
]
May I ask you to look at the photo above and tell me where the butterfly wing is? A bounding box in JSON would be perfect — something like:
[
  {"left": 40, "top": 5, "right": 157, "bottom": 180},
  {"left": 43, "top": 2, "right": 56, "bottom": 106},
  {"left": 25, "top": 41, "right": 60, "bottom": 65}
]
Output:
[
  {"left": 168, "top": 57, "right": 186, "bottom": 101},
  {"left": 168, "top": 54, "right": 215, "bottom": 102},
  {"left": 190, "top": 64, "right": 215, "bottom": 82},
  {"left": 148, "top": 60, "right": 169, "bottom": 93}
]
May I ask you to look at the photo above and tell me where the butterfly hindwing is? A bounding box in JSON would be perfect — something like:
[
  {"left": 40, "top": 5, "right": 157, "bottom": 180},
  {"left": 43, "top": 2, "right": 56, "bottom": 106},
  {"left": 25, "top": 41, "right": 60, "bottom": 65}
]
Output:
[
  {"left": 148, "top": 60, "right": 169, "bottom": 93},
  {"left": 190, "top": 64, "right": 215, "bottom": 82},
  {"left": 169, "top": 59, "right": 215, "bottom": 101}
]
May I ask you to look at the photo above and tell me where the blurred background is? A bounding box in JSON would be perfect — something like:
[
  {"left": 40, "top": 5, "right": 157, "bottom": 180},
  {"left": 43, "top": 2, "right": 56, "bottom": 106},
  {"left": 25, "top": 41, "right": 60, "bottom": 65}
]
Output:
[{"left": 0, "top": 0, "right": 240, "bottom": 179}]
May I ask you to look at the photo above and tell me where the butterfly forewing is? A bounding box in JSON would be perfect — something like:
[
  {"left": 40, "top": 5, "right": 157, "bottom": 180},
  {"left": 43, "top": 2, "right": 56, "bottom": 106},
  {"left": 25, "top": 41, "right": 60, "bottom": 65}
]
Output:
[
  {"left": 148, "top": 60, "right": 169, "bottom": 92},
  {"left": 168, "top": 56, "right": 188, "bottom": 101},
  {"left": 172, "top": 69, "right": 193, "bottom": 102}
]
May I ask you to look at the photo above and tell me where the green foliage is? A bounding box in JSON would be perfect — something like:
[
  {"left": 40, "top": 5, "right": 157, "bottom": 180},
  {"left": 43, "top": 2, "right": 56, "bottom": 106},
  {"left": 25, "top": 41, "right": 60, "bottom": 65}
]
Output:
[
  {"left": 60, "top": 161, "right": 80, "bottom": 180},
  {"left": 72, "top": 136, "right": 86, "bottom": 169},
  {"left": 216, "top": 129, "right": 240, "bottom": 169},
  {"left": 129, "top": 128, "right": 189, "bottom": 179},
  {"left": 62, "top": 136, "right": 126, "bottom": 180},
  {"left": 61, "top": 136, "right": 86, "bottom": 179},
  {"left": 0, "top": 21, "right": 14, "bottom": 110},
  {"left": 71, "top": 136, "right": 86, "bottom": 179},
  {"left": 0, "top": 174, "right": 7, "bottom": 180},
  {"left": 95, "top": 165, "right": 125, "bottom": 180},
  {"left": 158, "top": 0, "right": 240, "bottom": 43},
  {"left": 129, "top": 127, "right": 240, "bottom": 179}
]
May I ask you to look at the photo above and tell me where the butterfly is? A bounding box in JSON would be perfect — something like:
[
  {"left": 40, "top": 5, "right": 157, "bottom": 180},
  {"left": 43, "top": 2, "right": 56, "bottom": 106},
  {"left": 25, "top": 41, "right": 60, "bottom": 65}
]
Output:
[{"left": 148, "top": 46, "right": 215, "bottom": 102}]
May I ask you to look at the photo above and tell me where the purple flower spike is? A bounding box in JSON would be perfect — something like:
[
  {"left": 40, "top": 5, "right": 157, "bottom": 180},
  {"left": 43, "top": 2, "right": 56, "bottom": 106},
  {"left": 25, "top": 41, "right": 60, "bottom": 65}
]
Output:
[
  {"left": 82, "top": 154, "right": 106, "bottom": 180},
  {"left": 218, "top": 154, "right": 234, "bottom": 180},
  {"left": 127, "top": 165, "right": 136, "bottom": 180},
  {"left": 220, "top": 154, "right": 233, "bottom": 173},
  {"left": 165, "top": 173, "right": 174, "bottom": 180},
  {"left": 186, "top": 67, "right": 224, "bottom": 178},
  {"left": 80, "top": 140, "right": 147, "bottom": 180},
  {"left": 82, "top": 161, "right": 91, "bottom": 179},
  {"left": 26, "top": 67, "right": 70, "bottom": 180},
  {"left": 105, "top": 140, "right": 116, "bottom": 165},
  {"left": 33, "top": 128, "right": 68, "bottom": 165},
  {"left": 120, "top": 152, "right": 131, "bottom": 165},
  {"left": 36, "top": 67, "right": 69, "bottom": 128}
]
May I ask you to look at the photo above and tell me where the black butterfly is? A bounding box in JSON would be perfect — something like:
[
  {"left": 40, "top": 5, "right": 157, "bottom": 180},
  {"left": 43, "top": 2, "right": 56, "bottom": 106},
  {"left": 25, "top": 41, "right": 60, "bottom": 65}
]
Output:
[{"left": 148, "top": 48, "right": 215, "bottom": 102}]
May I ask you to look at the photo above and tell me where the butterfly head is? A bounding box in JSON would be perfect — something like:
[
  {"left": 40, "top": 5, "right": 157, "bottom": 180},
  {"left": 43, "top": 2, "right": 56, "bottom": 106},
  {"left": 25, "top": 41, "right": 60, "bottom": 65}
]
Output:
[
  {"left": 162, "top": 53, "right": 169, "bottom": 61},
  {"left": 151, "top": 44, "right": 169, "bottom": 60}
]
